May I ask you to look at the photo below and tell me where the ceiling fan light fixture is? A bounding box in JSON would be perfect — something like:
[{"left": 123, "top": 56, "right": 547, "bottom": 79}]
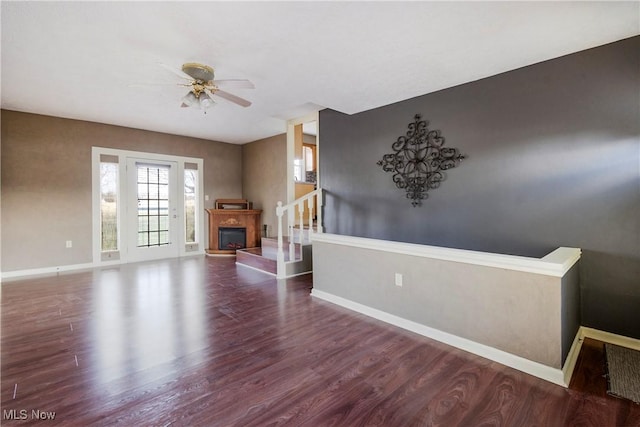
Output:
[
  {"left": 182, "top": 63, "right": 214, "bottom": 82},
  {"left": 181, "top": 91, "right": 199, "bottom": 108},
  {"left": 161, "top": 63, "right": 252, "bottom": 109},
  {"left": 199, "top": 92, "right": 214, "bottom": 109}
]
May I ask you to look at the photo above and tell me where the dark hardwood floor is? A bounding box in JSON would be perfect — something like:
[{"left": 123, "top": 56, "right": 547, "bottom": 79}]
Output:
[
  {"left": 569, "top": 337, "right": 615, "bottom": 398},
  {"left": 2, "top": 257, "right": 639, "bottom": 426}
]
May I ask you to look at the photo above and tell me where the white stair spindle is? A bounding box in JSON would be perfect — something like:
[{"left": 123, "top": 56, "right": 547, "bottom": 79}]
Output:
[
  {"left": 288, "top": 208, "right": 295, "bottom": 261},
  {"left": 276, "top": 201, "right": 285, "bottom": 278},
  {"left": 307, "top": 196, "right": 314, "bottom": 241},
  {"left": 274, "top": 188, "right": 322, "bottom": 278},
  {"left": 298, "top": 201, "right": 304, "bottom": 247}
]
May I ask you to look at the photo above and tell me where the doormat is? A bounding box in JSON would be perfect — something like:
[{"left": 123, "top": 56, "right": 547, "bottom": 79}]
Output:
[{"left": 605, "top": 343, "right": 640, "bottom": 404}]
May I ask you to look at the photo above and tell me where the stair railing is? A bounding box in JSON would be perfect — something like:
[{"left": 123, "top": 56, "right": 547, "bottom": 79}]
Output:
[{"left": 275, "top": 188, "right": 323, "bottom": 278}]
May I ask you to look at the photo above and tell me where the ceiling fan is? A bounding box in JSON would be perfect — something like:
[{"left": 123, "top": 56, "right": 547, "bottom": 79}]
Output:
[{"left": 160, "top": 62, "right": 254, "bottom": 110}]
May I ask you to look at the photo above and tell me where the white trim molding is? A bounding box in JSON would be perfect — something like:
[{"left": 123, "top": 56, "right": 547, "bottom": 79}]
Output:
[
  {"left": 310, "top": 290, "right": 640, "bottom": 388},
  {"left": 562, "top": 329, "right": 584, "bottom": 386},
  {"left": 561, "top": 326, "right": 640, "bottom": 386},
  {"left": 311, "top": 289, "right": 569, "bottom": 386},
  {"left": 312, "top": 233, "right": 581, "bottom": 277},
  {"left": 91, "top": 147, "right": 205, "bottom": 267},
  {"left": 1, "top": 254, "right": 206, "bottom": 281},
  {"left": 235, "top": 262, "right": 276, "bottom": 277},
  {"left": 580, "top": 326, "right": 640, "bottom": 352},
  {"left": 1, "top": 262, "right": 96, "bottom": 280},
  {"left": 286, "top": 111, "right": 320, "bottom": 204}
]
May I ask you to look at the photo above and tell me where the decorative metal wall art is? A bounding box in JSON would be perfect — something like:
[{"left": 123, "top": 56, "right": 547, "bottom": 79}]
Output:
[{"left": 377, "top": 114, "right": 465, "bottom": 207}]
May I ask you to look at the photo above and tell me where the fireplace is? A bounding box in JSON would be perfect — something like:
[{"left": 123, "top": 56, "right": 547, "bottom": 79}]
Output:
[
  {"left": 219, "top": 228, "right": 246, "bottom": 250},
  {"left": 206, "top": 205, "right": 262, "bottom": 255}
]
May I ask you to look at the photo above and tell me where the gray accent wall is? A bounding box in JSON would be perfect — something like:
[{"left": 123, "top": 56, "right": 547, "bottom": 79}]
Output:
[
  {"left": 319, "top": 36, "right": 640, "bottom": 339},
  {"left": 561, "top": 265, "right": 581, "bottom": 363}
]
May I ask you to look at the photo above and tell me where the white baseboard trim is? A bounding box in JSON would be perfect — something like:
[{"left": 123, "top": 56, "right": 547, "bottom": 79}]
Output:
[
  {"left": 235, "top": 262, "right": 276, "bottom": 277},
  {"left": 559, "top": 326, "right": 640, "bottom": 385},
  {"left": 1, "top": 252, "right": 207, "bottom": 281},
  {"left": 1, "top": 262, "right": 96, "bottom": 281},
  {"left": 579, "top": 326, "right": 640, "bottom": 351},
  {"left": 281, "top": 267, "right": 313, "bottom": 279},
  {"left": 311, "top": 289, "right": 567, "bottom": 387},
  {"left": 562, "top": 329, "right": 584, "bottom": 386}
]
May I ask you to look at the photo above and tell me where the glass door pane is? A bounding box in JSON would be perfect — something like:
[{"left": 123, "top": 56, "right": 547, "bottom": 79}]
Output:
[
  {"left": 136, "top": 164, "right": 170, "bottom": 247},
  {"left": 127, "top": 159, "right": 179, "bottom": 262}
]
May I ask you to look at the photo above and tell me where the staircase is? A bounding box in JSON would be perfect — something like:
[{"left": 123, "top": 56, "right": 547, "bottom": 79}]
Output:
[
  {"left": 236, "top": 189, "right": 322, "bottom": 278},
  {"left": 236, "top": 232, "right": 310, "bottom": 276}
]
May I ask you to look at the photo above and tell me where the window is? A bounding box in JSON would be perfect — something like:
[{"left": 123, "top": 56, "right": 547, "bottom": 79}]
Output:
[
  {"left": 93, "top": 147, "right": 205, "bottom": 263},
  {"left": 100, "top": 159, "right": 119, "bottom": 251},
  {"left": 136, "top": 164, "right": 170, "bottom": 247},
  {"left": 293, "top": 158, "right": 303, "bottom": 182},
  {"left": 184, "top": 165, "right": 198, "bottom": 244},
  {"left": 304, "top": 145, "right": 314, "bottom": 172}
]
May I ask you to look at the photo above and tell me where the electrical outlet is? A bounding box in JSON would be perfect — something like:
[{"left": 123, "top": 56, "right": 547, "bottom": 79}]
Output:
[
  {"left": 66, "top": 240, "right": 73, "bottom": 248},
  {"left": 395, "top": 273, "right": 403, "bottom": 287}
]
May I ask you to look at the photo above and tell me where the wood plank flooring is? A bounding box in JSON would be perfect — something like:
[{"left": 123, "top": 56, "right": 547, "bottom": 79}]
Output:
[{"left": 1, "top": 257, "right": 639, "bottom": 426}]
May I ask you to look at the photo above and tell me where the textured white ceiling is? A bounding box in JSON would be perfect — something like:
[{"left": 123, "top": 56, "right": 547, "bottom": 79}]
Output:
[{"left": 2, "top": 2, "right": 638, "bottom": 144}]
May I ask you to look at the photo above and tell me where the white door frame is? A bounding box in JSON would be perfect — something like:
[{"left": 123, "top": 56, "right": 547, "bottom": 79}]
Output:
[
  {"left": 91, "top": 147, "right": 205, "bottom": 265},
  {"left": 286, "top": 111, "right": 319, "bottom": 204}
]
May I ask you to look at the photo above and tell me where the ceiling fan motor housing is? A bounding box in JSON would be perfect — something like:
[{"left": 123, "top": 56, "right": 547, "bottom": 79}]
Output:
[{"left": 182, "top": 63, "right": 214, "bottom": 83}]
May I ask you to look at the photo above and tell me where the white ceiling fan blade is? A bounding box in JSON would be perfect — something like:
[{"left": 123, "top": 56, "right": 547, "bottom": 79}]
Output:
[
  {"left": 213, "top": 79, "right": 255, "bottom": 89},
  {"left": 158, "top": 63, "right": 193, "bottom": 81},
  {"left": 213, "top": 89, "right": 252, "bottom": 107}
]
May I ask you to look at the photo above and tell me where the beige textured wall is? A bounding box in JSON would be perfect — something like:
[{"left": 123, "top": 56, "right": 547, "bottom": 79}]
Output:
[
  {"left": 1, "top": 110, "right": 242, "bottom": 272},
  {"left": 242, "top": 133, "right": 287, "bottom": 238}
]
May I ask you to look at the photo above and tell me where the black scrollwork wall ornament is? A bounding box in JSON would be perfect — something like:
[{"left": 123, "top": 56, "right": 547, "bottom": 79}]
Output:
[{"left": 377, "top": 114, "right": 465, "bottom": 207}]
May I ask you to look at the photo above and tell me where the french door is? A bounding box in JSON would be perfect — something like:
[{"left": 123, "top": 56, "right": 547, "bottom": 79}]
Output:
[{"left": 127, "top": 158, "right": 179, "bottom": 262}]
